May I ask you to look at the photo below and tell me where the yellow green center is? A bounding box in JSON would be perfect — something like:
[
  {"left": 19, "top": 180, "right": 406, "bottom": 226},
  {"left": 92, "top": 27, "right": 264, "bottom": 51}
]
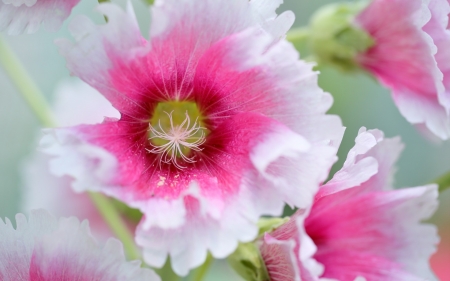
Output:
[{"left": 148, "top": 101, "right": 209, "bottom": 166}]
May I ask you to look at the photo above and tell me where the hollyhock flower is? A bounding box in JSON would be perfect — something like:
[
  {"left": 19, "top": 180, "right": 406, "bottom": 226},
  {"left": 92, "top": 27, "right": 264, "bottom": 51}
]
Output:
[
  {"left": 308, "top": 0, "right": 450, "bottom": 139},
  {"left": 0, "top": 0, "right": 81, "bottom": 35},
  {"left": 21, "top": 79, "right": 121, "bottom": 239},
  {"left": 42, "top": 0, "right": 344, "bottom": 275},
  {"left": 260, "top": 128, "right": 439, "bottom": 281},
  {"left": 0, "top": 209, "right": 160, "bottom": 280}
]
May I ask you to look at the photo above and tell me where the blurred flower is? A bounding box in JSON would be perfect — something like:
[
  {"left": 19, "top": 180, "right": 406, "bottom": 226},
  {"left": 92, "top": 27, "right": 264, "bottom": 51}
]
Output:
[
  {"left": 0, "top": 0, "right": 80, "bottom": 35},
  {"left": 0, "top": 209, "right": 159, "bottom": 281},
  {"left": 21, "top": 79, "right": 122, "bottom": 239},
  {"left": 356, "top": 0, "right": 450, "bottom": 140},
  {"left": 260, "top": 128, "right": 439, "bottom": 281},
  {"left": 41, "top": 0, "right": 344, "bottom": 275},
  {"left": 307, "top": 0, "right": 450, "bottom": 140}
]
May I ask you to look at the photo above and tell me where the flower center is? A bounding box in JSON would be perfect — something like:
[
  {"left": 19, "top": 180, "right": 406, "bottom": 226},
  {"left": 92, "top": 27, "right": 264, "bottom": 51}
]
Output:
[{"left": 147, "top": 101, "right": 209, "bottom": 170}]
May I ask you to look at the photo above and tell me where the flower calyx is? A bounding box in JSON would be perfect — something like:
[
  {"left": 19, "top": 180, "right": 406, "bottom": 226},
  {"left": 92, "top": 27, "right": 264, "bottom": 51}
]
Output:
[
  {"left": 227, "top": 217, "right": 289, "bottom": 281},
  {"left": 227, "top": 242, "right": 270, "bottom": 281}
]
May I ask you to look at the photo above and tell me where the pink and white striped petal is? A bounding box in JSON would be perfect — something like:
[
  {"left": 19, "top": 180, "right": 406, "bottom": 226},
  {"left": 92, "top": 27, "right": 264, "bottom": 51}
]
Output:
[
  {"left": 0, "top": 209, "right": 159, "bottom": 281},
  {"left": 0, "top": 0, "right": 80, "bottom": 35},
  {"left": 307, "top": 128, "right": 439, "bottom": 281}
]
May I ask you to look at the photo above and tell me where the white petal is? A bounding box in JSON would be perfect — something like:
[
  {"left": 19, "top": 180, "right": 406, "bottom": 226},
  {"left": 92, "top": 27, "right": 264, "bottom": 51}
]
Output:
[{"left": 0, "top": 0, "right": 79, "bottom": 35}]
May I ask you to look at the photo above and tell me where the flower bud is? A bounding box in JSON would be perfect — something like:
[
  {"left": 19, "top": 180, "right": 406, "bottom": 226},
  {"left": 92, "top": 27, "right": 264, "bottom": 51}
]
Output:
[{"left": 308, "top": 2, "right": 374, "bottom": 71}]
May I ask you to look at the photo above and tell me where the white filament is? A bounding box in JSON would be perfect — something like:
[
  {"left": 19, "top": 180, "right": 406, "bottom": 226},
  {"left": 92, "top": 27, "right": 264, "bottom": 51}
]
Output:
[{"left": 147, "top": 111, "right": 206, "bottom": 170}]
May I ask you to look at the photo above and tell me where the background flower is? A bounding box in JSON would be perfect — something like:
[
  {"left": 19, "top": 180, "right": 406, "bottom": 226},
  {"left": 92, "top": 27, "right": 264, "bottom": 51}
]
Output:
[
  {"left": 355, "top": 0, "right": 450, "bottom": 140},
  {"left": 305, "top": 128, "right": 439, "bottom": 280},
  {"left": 20, "top": 79, "right": 122, "bottom": 239},
  {"left": 0, "top": 209, "right": 159, "bottom": 280}
]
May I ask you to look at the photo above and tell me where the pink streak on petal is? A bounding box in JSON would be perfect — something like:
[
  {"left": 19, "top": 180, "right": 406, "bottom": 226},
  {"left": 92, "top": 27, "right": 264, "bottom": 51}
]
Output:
[
  {"left": 260, "top": 235, "right": 301, "bottom": 281},
  {"left": 29, "top": 252, "right": 104, "bottom": 281},
  {"left": 314, "top": 250, "right": 423, "bottom": 281}
]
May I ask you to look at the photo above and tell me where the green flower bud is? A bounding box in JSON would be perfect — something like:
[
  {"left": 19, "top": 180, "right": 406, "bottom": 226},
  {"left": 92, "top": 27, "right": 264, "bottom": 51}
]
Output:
[
  {"left": 227, "top": 242, "right": 269, "bottom": 281},
  {"left": 308, "top": 1, "right": 374, "bottom": 71}
]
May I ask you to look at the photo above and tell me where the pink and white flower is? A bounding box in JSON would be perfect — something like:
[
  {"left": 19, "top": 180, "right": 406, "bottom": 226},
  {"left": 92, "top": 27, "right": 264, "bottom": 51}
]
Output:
[
  {"left": 42, "top": 0, "right": 344, "bottom": 275},
  {"left": 260, "top": 128, "right": 439, "bottom": 281},
  {"left": 21, "top": 79, "right": 121, "bottom": 239},
  {"left": 355, "top": 0, "right": 450, "bottom": 139},
  {"left": 0, "top": 0, "right": 80, "bottom": 35},
  {"left": 0, "top": 209, "right": 159, "bottom": 281}
]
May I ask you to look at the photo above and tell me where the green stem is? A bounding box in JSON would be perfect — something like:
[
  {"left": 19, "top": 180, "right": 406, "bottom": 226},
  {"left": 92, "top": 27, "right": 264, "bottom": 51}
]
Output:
[
  {"left": 0, "top": 35, "right": 141, "bottom": 261},
  {"left": 434, "top": 171, "right": 450, "bottom": 193},
  {"left": 0, "top": 36, "right": 55, "bottom": 127},
  {"left": 88, "top": 192, "right": 141, "bottom": 260},
  {"left": 192, "top": 254, "right": 214, "bottom": 281}
]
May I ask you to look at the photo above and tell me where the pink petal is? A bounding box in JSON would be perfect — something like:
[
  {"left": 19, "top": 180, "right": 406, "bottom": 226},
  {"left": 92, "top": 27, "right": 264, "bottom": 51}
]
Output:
[
  {"left": 305, "top": 129, "right": 439, "bottom": 281},
  {"left": 56, "top": 3, "right": 145, "bottom": 112},
  {"left": 260, "top": 235, "right": 302, "bottom": 281},
  {"left": 0, "top": 0, "right": 80, "bottom": 35},
  {"left": 319, "top": 128, "right": 403, "bottom": 197},
  {"left": 314, "top": 250, "right": 425, "bottom": 281},
  {"left": 356, "top": 0, "right": 450, "bottom": 139},
  {"left": 307, "top": 186, "right": 439, "bottom": 281}
]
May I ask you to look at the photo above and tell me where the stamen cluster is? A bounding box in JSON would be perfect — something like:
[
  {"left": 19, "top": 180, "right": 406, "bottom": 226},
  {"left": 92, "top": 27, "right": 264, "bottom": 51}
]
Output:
[{"left": 147, "top": 111, "right": 206, "bottom": 170}]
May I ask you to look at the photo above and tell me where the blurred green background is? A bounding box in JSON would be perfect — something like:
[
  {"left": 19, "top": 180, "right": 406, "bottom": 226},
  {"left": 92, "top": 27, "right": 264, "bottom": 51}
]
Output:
[{"left": 1, "top": 0, "right": 449, "bottom": 279}]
